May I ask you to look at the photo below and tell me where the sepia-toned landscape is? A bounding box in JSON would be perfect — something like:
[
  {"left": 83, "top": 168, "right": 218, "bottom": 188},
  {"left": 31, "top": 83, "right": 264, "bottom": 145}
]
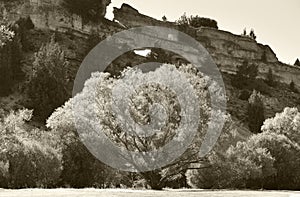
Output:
[{"left": 0, "top": 0, "right": 299, "bottom": 196}]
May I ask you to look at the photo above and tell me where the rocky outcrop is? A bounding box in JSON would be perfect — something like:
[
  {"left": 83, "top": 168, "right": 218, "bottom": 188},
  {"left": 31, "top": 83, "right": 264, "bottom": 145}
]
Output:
[
  {"left": 2, "top": 0, "right": 120, "bottom": 38},
  {"left": 2, "top": 1, "right": 299, "bottom": 87},
  {"left": 113, "top": 4, "right": 174, "bottom": 28},
  {"left": 113, "top": 3, "right": 300, "bottom": 87},
  {"left": 196, "top": 28, "right": 300, "bottom": 86}
]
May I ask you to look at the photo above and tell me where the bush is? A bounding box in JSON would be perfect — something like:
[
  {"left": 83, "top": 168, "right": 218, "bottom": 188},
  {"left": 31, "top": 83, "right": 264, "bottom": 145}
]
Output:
[
  {"left": 59, "top": 135, "right": 116, "bottom": 188},
  {"left": 247, "top": 133, "right": 300, "bottom": 189},
  {"left": 4, "top": 138, "right": 62, "bottom": 188},
  {"left": 0, "top": 109, "right": 62, "bottom": 188},
  {"left": 290, "top": 80, "right": 298, "bottom": 93},
  {"left": 27, "top": 36, "right": 69, "bottom": 119},
  {"left": 47, "top": 101, "right": 123, "bottom": 188},
  {"left": 262, "top": 107, "right": 300, "bottom": 146},
  {"left": 260, "top": 107, "right": 300, "bottom": 189},
  {"left": 188, "top": 107, "right": 300, "bottom": 189},
  {"left": 176, "top": 13, "right": 218, "bottom": 29},
  {"left": 248, "top": 90, "right": 265, "bottom": 134},
  {"left": 187, "top": 141, "right": 275, "bottom": 189},
  {"left": 266, "top": 68, "right": 275, "bottom": 87},
  {"left": 232, "top": 60, "right": 258, "bottom": 89},
  {"left": 238, "top": 90, "right": 251, "bottom": 100},
  {"left": 253, "top": 79, "right": 271, "bottom": 96},
  {"left": 186, "top": 116, "right": 254, "bottom": 189}
]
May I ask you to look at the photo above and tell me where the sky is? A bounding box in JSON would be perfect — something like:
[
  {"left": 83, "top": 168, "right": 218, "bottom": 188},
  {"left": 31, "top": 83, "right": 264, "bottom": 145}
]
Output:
[{"left": 105, "top": 0, "right": 300, "bottom": 65}]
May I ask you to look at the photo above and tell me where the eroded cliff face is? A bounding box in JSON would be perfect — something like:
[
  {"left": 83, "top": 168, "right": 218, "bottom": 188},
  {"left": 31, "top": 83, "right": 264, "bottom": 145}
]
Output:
[
  {"left": 2, "top": 0, "right": 120, "bottom": 38},
  {"left": 2, "top": 1, "right": 299, "bottom": 87},
  {"left": 113, "top": 4, "right": 300, "bottom": 87}
]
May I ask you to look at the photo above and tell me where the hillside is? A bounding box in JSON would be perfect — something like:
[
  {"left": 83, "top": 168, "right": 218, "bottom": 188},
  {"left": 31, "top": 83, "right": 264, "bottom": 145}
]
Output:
[
  {"left": 0, "top": 0, "right": 300, "bottom": 191},
  {"left": 0, "top": 0, "right": 299, "bottom": 128}
]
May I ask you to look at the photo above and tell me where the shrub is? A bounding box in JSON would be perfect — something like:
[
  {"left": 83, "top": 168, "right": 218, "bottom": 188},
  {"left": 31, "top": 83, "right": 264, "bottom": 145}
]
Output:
[
  {"left": 188, "top": 107, "right": 300, "bottom": 189},
  {"left": 290, "top": 80, "right": 298, "bottom": 93},
  {"left": 248, "top": 90, "right": 265, "bottom": 134},
  {"left": 187, "top": 141, "right": 275, "bottom": 189},
  {"left": 260, "top": 108, "right": 300, "bottom": 189},
  {"left": 232, "top": 60, "right": 258, "bottom": 89},
  {"left": 247, "top": 132, "right": 300, "bottom": 189},
  {"left": 186, "top": 116, "right": 252, "bottom": 189},
  {"left": 27, "top": 36, "right": 69, "bottom": 119},
  {"left": 162, "top": 16, "right": 167, "bottom": 22},
  {"left": 238, "top": 90, "right": 251, "bottom": 100},
  {"left": 4, "top": 138, "right": 62, "bottom": 188},
  {"left": 266, "top": 68, "right": 275, "bottom": 86},
  {"left": 262, "top": 107, "right": 300, "bottom": 145},
  {"left": 47, "top": 101, "right": 121, "bottom": 188},
  {"left": 0, "top": 109, "right": 62, "bottom": 188},
  {"left": 176, "top": 13, "right": 218, "bottom": 29}
]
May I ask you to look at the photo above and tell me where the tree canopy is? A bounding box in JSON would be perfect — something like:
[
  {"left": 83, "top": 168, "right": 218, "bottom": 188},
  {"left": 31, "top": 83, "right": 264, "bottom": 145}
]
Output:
[{"left": 47, "top": 64, "right": 228, "bottom": 189}]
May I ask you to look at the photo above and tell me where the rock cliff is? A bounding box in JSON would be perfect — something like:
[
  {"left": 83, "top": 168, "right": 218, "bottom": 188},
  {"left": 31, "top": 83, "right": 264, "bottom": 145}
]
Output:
[
  {"left": 113, "top": 3, "right": 300, "bottom": 87},
  {"left": 1, "top": 1, "right": 299, "bottom": 87}
]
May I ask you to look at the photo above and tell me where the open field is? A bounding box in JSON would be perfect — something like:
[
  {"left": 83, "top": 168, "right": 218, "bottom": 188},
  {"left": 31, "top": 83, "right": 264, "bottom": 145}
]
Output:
[{"left": 0, "top": 189, "right": 300, "bottom": 197}]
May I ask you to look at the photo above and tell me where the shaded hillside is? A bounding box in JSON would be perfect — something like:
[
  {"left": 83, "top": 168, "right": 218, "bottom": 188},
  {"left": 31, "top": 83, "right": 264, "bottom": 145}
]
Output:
[{"left": 0, "top": 1, "right": 299, "bottom": 129}]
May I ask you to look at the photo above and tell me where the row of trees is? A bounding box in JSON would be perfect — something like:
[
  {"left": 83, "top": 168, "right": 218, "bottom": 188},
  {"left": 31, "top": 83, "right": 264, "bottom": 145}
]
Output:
[
  {"left": 187, "top": 107, "right": 300, "bottom": 189},
  {"left": 0, "top": 19, "right": 299, "bottom": 190},
  {"left": 1, "top": 101, "right": 299, "bottom": 189},
  {"left": 242, "top": 28, "right": 257, "bottom": 40},
  {"left": 232, "top": 60, "right": 299, "bottom": 134}
]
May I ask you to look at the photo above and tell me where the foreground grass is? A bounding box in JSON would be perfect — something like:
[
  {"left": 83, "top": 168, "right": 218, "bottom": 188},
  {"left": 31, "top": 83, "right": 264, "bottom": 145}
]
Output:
[{"left": 0, "top": 189, "right": 300, "bottom": 197}]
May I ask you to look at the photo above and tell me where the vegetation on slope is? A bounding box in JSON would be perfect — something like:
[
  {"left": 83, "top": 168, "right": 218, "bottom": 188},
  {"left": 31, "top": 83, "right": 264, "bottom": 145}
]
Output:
[{"left": 0, "top": 2, "right": 299, "bottom": 189}]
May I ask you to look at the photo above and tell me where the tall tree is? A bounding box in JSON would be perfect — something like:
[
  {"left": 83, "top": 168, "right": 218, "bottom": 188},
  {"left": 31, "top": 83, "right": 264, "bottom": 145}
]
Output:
[
  {"left": 27, "top": 36, "right": 69, "bottom": 119},
  {"left": 47, "top": 64, "right": 228, "bottom": 190},
  {"left": 0, "top": 24, "right": 16, "bottom": 96},
  {"left": 294, "top": 58, "right": 300, "bottom": 66},
  {"left": 248, "top": 90, "right": 265, "bottom": 134},
  {"left": 266, "top": 68, "right": 275, "bottom": 86}
]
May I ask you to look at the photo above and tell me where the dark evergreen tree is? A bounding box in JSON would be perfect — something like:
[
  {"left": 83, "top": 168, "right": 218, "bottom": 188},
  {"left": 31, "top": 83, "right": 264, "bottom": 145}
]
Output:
[
  {"left": 294, "top": 58, "right": 300, "bottom": 66},
  {"left": 249, "top": 29, "right": 257, "bottom": 40},
  {"left": 27, "top": 36, "right": 70, "bottom": 119},
  {"left": 232, "top": 60, "right": 258, "bottom": 89},
  {"left": 248, "top": 90, "right": 265, "bottom": 134},
  {"left": 266, "top": 68, "right": 275, "bottom": 86},
  {"left": 290, "top": 80, "right": 298, "bottom": 93}
]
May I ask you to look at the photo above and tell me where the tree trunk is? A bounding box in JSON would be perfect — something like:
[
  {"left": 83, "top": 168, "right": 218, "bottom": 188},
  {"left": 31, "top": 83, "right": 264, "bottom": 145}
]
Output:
[{"left": 141, "top": 171, "right": 164, "bottom": 190}]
